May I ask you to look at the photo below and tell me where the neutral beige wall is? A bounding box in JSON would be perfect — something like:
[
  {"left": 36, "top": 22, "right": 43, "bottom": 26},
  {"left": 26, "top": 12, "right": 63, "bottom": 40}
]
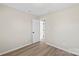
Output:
[
  {"left": 43, "top": 5, "right": 79, "bottom": 55},
  {"left": 0, "top": 4, "right": 34, "bottom": 53}
]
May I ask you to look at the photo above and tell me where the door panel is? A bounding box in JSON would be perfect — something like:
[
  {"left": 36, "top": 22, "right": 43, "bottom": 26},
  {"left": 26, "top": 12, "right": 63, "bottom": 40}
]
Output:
[{"left": 32, "top": 19, "right": 40, "bottom": 43}]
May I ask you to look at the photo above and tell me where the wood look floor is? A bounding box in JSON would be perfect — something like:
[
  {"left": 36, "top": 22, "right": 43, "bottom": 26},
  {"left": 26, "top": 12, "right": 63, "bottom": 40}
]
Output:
[{"left": 2, "top": 42, "right": 76, "bottom": 56}]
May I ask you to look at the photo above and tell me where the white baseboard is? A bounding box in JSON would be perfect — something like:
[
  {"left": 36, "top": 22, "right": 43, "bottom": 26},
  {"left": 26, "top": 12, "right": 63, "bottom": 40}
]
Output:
[
  {"left": 1, "top": 41, "right": 79, "bottom": 56},
  {"left": 0, "top": 43, "right": 32, "bottom": 55},
  {"left": 45, "top": 42, "right": 79, "bottom": 56}
]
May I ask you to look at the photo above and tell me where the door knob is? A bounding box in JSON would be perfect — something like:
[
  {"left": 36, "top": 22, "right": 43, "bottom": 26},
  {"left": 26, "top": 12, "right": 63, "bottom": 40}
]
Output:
[{"left": 32, "top": 32, "right": 35, "bottom": 34}]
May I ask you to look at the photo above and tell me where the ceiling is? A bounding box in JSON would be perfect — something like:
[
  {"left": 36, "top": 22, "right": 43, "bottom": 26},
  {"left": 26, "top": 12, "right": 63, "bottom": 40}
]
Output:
[{"left": 3, "top": 3, "right": 79, "bottom": 16}]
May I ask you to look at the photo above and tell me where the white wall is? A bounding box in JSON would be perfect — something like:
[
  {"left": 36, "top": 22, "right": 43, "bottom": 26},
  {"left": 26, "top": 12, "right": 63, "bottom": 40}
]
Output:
[
  {"left": 43, "top": 5, "right": 79, "bottom": 55},
  {"left": 0, "top": 4, "right": 34, "bottom": 54}
]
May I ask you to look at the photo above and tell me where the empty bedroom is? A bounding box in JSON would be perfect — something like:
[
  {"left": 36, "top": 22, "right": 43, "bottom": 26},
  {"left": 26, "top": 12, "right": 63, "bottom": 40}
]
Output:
[{"left": 0, "top": 3, "right": 79, "bottom": 56}]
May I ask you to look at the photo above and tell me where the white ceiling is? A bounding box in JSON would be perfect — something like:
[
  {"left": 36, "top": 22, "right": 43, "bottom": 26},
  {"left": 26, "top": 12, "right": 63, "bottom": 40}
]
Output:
[{"left": 3, "top": 3, "right": 79, "bottom": 16}]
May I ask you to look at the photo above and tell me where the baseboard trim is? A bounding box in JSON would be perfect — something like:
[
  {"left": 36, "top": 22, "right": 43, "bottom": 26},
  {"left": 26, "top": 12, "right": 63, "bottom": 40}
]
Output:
[
  {"left": 0, "top": 41, "right": 40, "bottom": 56},
  {"left": 45, "top": 42, "right": 79, "bottom": 56},
  {"left": 0, "top": 43, "right": 32, "bottom": 56},
  {"left": 1, "top": 41, "right": 78, "bottom": 56}
]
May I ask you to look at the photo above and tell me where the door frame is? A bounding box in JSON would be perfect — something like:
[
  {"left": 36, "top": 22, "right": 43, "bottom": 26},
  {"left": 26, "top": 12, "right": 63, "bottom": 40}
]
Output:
[{"left": 32, "top": 19, "right": 40, "bottom": 43}]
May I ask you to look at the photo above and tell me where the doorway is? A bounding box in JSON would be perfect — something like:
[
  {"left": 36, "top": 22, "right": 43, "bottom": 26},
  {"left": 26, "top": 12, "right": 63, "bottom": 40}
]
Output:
[
  {"left": 32, "top": 19, "right": 40, "bottom": 43},
  {"left": 32, "top": 18, "right": 45, "bottom": 43},
  {"left": 40, "top": 19, "right": 45, "bottom": 41}
]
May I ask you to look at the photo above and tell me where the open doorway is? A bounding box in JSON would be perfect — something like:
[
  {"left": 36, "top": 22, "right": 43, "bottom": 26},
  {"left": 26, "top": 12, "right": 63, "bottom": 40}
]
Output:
[
  {"left": 32, "top": 18, "right": 45, "bottom": 43},
  {"left": 40, "top": 19, "right": 45, "bottom": 41}
]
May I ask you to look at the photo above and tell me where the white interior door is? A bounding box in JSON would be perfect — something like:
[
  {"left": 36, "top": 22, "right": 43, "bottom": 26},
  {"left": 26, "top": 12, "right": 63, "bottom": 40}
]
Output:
[{"left": 32, "top": 19, "right": 40, "bottom": 43}]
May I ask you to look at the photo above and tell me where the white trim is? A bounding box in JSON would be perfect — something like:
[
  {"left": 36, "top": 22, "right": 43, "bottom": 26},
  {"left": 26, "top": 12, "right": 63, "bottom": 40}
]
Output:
[
  {"left": 1, "top": 41, "right": 79, "bottom": 56},
  {"left": 45, "top": 42, "right": 79, "bottom": 56},
  {"left": 0, "top": 43, "right": 32, "bottom": 55}
]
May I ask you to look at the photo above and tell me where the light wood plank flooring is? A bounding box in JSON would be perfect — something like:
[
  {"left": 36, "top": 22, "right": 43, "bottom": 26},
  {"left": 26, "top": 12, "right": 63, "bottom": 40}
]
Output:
[{"left": 2, "top": 42, "right": 76, "bottom": 56}]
